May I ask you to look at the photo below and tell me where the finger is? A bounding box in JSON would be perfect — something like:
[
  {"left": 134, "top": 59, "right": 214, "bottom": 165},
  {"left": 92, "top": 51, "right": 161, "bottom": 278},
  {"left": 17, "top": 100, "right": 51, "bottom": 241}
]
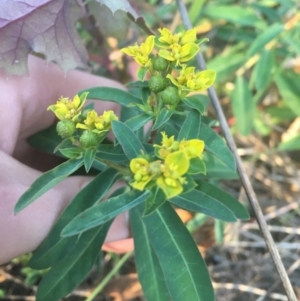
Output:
[{"left": 0, "top": 151, "right": 131, "bottom": 264}]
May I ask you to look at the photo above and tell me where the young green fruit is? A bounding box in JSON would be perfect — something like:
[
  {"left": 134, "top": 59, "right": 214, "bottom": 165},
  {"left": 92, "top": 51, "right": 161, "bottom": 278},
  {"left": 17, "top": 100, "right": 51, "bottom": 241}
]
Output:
[
  {"left": 148, "top": 75, "right": 167, "bottom": 93},
  {"left": 80, "top": 130, "right": 99, "bottom": 148},
  {"left": 153, "top": 57, "right": 168, "bottom": 71},
  {"left": 160, "top": 87, "right": 181, "bottom": 105},
  {"left": 56, "top": 120, "right": 75, "bottom": 138}
]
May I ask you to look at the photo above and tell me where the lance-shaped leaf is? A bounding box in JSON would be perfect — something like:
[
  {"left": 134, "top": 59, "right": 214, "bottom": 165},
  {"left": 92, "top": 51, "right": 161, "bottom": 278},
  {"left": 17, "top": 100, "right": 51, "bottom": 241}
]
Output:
[
  {"left": 143, "top": 186, "right": 166, "bottom": 216},
  {"left": 152, "top": 108, "right": 173, "bottom": 130},
  {"left": 178, "top": 109, "right": 201, "bottom": 140},
  {"left": 130, "top": 208, "right": 171, "bottom": 301},
  {"left": 141, "top": 202, "right": 215, "bottom": 301},
  {"left": 198, "top": 122, "right": 236, "bottom": 171},
  {"left": 0, "top": 0, "right": 88, "bottom": 75},
  {"left": 196, "top": 181, "right": 249, "bottom": 220},
  {"left": 112, "top": 121, "right": 145, "bottom": 160},
  {"left": 125, "top": 113, "right": 153, "bottom": 131},
  {"left": 79, "top": 87, "right": 143, "bottom": 106},
  {"left": 96, "top": 144, "right": 128, "bottom": 163},
  {"left": 84, "top": 148, "right": 96, "bottom": 172},
  {"left": 62, "top": 190, "right": 150, "bottom": 236},
  {"left": 29, "top": 168, "right": 119, "bottom": 269},
  {"left": 15, "top": 158, "right": 84, "bottom": 213},
  {"left": 171, "top": 189, "right": 237, "bottom": 222},
  {"left": 36, "top": 221, "right": 112, "bottom": 301},
  {"left": 182, "top": 96, "right": 206, "bottom": 114}
]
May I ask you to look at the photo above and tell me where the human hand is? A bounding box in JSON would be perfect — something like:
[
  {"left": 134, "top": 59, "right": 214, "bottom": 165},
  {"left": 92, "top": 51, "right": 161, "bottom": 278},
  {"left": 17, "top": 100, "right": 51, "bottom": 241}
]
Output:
[{"left": 0, "top": 56, "right": 133, "bottom": 265}]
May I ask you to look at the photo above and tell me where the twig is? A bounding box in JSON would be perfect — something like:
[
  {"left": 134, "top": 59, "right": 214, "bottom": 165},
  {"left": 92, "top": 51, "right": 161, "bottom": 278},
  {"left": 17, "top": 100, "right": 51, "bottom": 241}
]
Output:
[
  {"left": 242, "top": 224, "right": 300, "bottom": 235},
  {"left": 226, "top": 241, "right": 300, "bottom": 250},
  {"left": 175, "top": 1, "right": 297, "bottom": 300},
  {"left": 213, "top": 282, "right": 288, "bottom": 301}
]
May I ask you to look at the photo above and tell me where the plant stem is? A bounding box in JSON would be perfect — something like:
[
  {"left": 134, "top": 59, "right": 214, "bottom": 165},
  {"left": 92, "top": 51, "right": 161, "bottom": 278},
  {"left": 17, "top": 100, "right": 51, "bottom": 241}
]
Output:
[
  {"left": 85, "top": 252, "right": 132, "bottom": 301},
  {"left": 175, "top": 1, "right": 298, "bottom": 300},
  {"left": 95, "top": 158, "right": 131, "bottom": 175}
]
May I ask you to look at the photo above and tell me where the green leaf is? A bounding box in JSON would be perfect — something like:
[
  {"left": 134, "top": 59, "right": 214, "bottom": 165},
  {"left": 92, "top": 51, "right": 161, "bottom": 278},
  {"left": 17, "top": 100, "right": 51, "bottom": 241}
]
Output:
[
  {"left": 171, "top": 189, "right": 237, "bottom": 222},
  {"left": 214, "top": 220, "right": 225, "bottom": 244},
  {"left": 152, "top": 108, "right": 173, "bottom": 130},
  {"left": 112, "top": 121, "right": 145, "bottom": 160},
  {"left": 62, "top": 190, "right": 150, "bottom": 236},
  {"left": 130, "top": 208, "right": 171, "bottom": 301},
  {"left": 182, "top": 96, "right": 206, "bottom": 114},
  {"left": 182, "top": 174, "right": 197, "bottom": 194},
  {"left": 143, "top": 186, "right": 166, "bottom": 216},
  {"left": 15, "top": 159, "right": 84, "bottom": 213},
  {"left": 198, "top": 123, "right": 236, "bottom": 171},
  {"left": 59, "top": 147, "right": 82, "bottom": 159},
  {"left": 137, "top": 67, "right": 148, "bottom": 81},
  {"left": 141, "top": 202, "right": 215, "bottom": 301},
  {"left": 84, "top": 148, "right": 96, "bottom": 172},
  {"left": 178, "top": 109, "right": 201, "bottom": 140},
  {"left": 204, "top": 5, "right": 261, "bottom": 27},
  {"left": 278, "top": 134, "right": 300, "bottom": 151},
  {"left": 247, "top": 23, "right": 284, "bottom": 57},
  {"left": 253, "top": 49, "right": 275, "bottom": 91},
  {"left": 188, "top": 157, "right": 206, "bottom": 175},
  {"left": 79, "top": 87, "right": 143, "bottom": 106},
  {"left": 231, "top": 76, "right": 255, "bottom": 136},
  {"left": 36, "top": 221, "right": 112, "bottom": 301},
  {"left": 29, "top": 168, "right": 119, "bottom": 269},
  {"left": 275, "top": 71, "right": 300, "bottom": 115},
  {"left": 196, "top": 181, "right": 249, "bottom": 220},
  {"left": 96, "top": 144, "right": 128, "bottom": 163},
  {"left": 125, "top": 113, "right": 152, "bottom": 131}
]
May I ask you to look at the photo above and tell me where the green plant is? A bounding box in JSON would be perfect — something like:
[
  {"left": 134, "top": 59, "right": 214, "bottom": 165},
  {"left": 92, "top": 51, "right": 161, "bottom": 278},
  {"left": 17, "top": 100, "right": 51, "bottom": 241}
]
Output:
[{"left": 13, "top": 27, "right": 250, "bottom": 301}]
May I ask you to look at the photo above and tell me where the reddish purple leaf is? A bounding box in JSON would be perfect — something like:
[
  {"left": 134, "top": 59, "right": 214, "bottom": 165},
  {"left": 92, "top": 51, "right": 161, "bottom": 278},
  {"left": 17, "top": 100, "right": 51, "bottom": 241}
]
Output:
[{"left": 0, "top": 0, "right": 88, "bottom": 75}]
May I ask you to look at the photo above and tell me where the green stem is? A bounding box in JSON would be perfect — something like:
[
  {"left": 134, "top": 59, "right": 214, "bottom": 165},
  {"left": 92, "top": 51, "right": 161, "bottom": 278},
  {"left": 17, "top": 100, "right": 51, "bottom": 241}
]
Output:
[
  {"left": 95, "top": 158, "right": 131, "bottom": 175},
  {"left": 85, "top": 252, "right": 133, "bottom": 301}
]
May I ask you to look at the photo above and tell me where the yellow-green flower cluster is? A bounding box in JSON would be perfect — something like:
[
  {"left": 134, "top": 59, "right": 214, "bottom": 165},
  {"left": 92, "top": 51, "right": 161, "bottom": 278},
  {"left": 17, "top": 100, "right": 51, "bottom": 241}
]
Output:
[
  {"left": 47, "top": 93, "right": 118, "bottom": 147},
  {"left": 129, "top": 132, "right": 205, "bottom": 199}
]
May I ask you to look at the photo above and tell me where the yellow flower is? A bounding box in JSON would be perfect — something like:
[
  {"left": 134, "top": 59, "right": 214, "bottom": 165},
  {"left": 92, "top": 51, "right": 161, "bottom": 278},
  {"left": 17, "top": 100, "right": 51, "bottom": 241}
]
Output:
[
  {"left": 130, "top": 158, "right": 153, "bottom": 190},
  {"left": 167, "top": 66, "right": 216, "bottom": 96},
  {"left": 157, "top": 28, "right": 197, "bottom": 47},
  {"left": 76, "top": 110, "right": 118, "bottom": 134},
  {"left": 121, "top": 35, "right": 155, "bottom": 67},
  {"left": 154, "top": 132, "right": 179, "bottom": 159},
  {"left": 158, "top": 43, "right": 199, "bottom": 66},
  {"left": 179, "top": 139, "right": 205, "bottom": 159},
  {"left": 47, "top": 92, "right": 88, "bottom": 120},
  {"left": 157, "top": 151, "right": 189, "bottom": 199}
]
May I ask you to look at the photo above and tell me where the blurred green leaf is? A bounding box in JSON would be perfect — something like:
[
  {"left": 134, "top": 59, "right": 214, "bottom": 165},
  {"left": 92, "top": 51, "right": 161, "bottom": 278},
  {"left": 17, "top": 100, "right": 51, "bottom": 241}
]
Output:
[
  {"left": 96, "top": 144, "right": 128, "bottom": 163},
  {"left": 188, "top": 0, "right": 206, "bottom": 24},
  {"left": 247, "top": 23, "right": 283, "bottom": 57},
  {"left": 196, "top": 181, "right": 249, "bottom": 220},
  {"left": 188, "top": 157, "right": 206, "bottom": 175},
  {"left": 125, "top": 113, "right": 152, "bottom": 131},
  {"left": 112, "top": 121, "right": 145, "bottom": 160},
  {"left": 143, "top": 186, "right": 166, "bottom": 216},
  {"left": 214, "top": 220, "right": 225, "bottom": 244},
  {"left": 29, "top": 168, "right": 119, "bottom": 269},
  {"left": 171, "top": 189, "right": 237, "bottom": 222},
  {"left": 84, "top": 148, "right": 96, "bottom": 172},
  {"left": 130, "top": 208, "right": 171, "bottom": 301},
  {"left": 62, "top": 190, "right": 150, "bottom": 236},
  {"left": 198, "top": 123, "right": 236, "bottom": 171},
  {"left": 152, "top": 108, "right": 173, "bottom": 130},
  {"left": 36, "top": 221, "right": 112, "bottom": 301},
  {"left": 253, "top": 49, "right": 275, "bottom": 91},
  {"left": 59, "top": 147, "right": 82, "bottom": 159},
  {"left": 179, "top": 109, "right": 201, "bottom": 140},
  {"left": 141, "top": 202, "right": 215, "bottom": 301},
  {"left": 278, "top": 134, "right": 300, "bottom": 151},
  {"left": 79, "top": 87, "right": 143, "bottom": 106},
  {"left": 204, "top": 5, "right": 262, "bottom": 27},
  {"left": 231, "top": 76, "right": 255, "bottom": 136},
  {"left": 15, "top": 159, "right": 84, "bottom": 213},
  {"left": 275, "top": 71, "right": 300, "bottom": 115}
]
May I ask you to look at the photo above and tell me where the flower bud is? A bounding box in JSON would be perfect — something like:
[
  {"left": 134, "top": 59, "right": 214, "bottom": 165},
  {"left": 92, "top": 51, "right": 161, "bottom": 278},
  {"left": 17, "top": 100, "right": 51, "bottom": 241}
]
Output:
[
  {"left": 149, "top": 75, "right": 167, "bottom": 93},
  {"left": 79, "top": 130, "right": 99, "bottom": 148},
  {"left": 159, "top": 87, "right": 181, "bottom": 105},
  {"left": 56, "top": 120, "right": 75, "bottom": 138},
  {"left": 152, "top": 56, "right": 169, "bottom": 71}
]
